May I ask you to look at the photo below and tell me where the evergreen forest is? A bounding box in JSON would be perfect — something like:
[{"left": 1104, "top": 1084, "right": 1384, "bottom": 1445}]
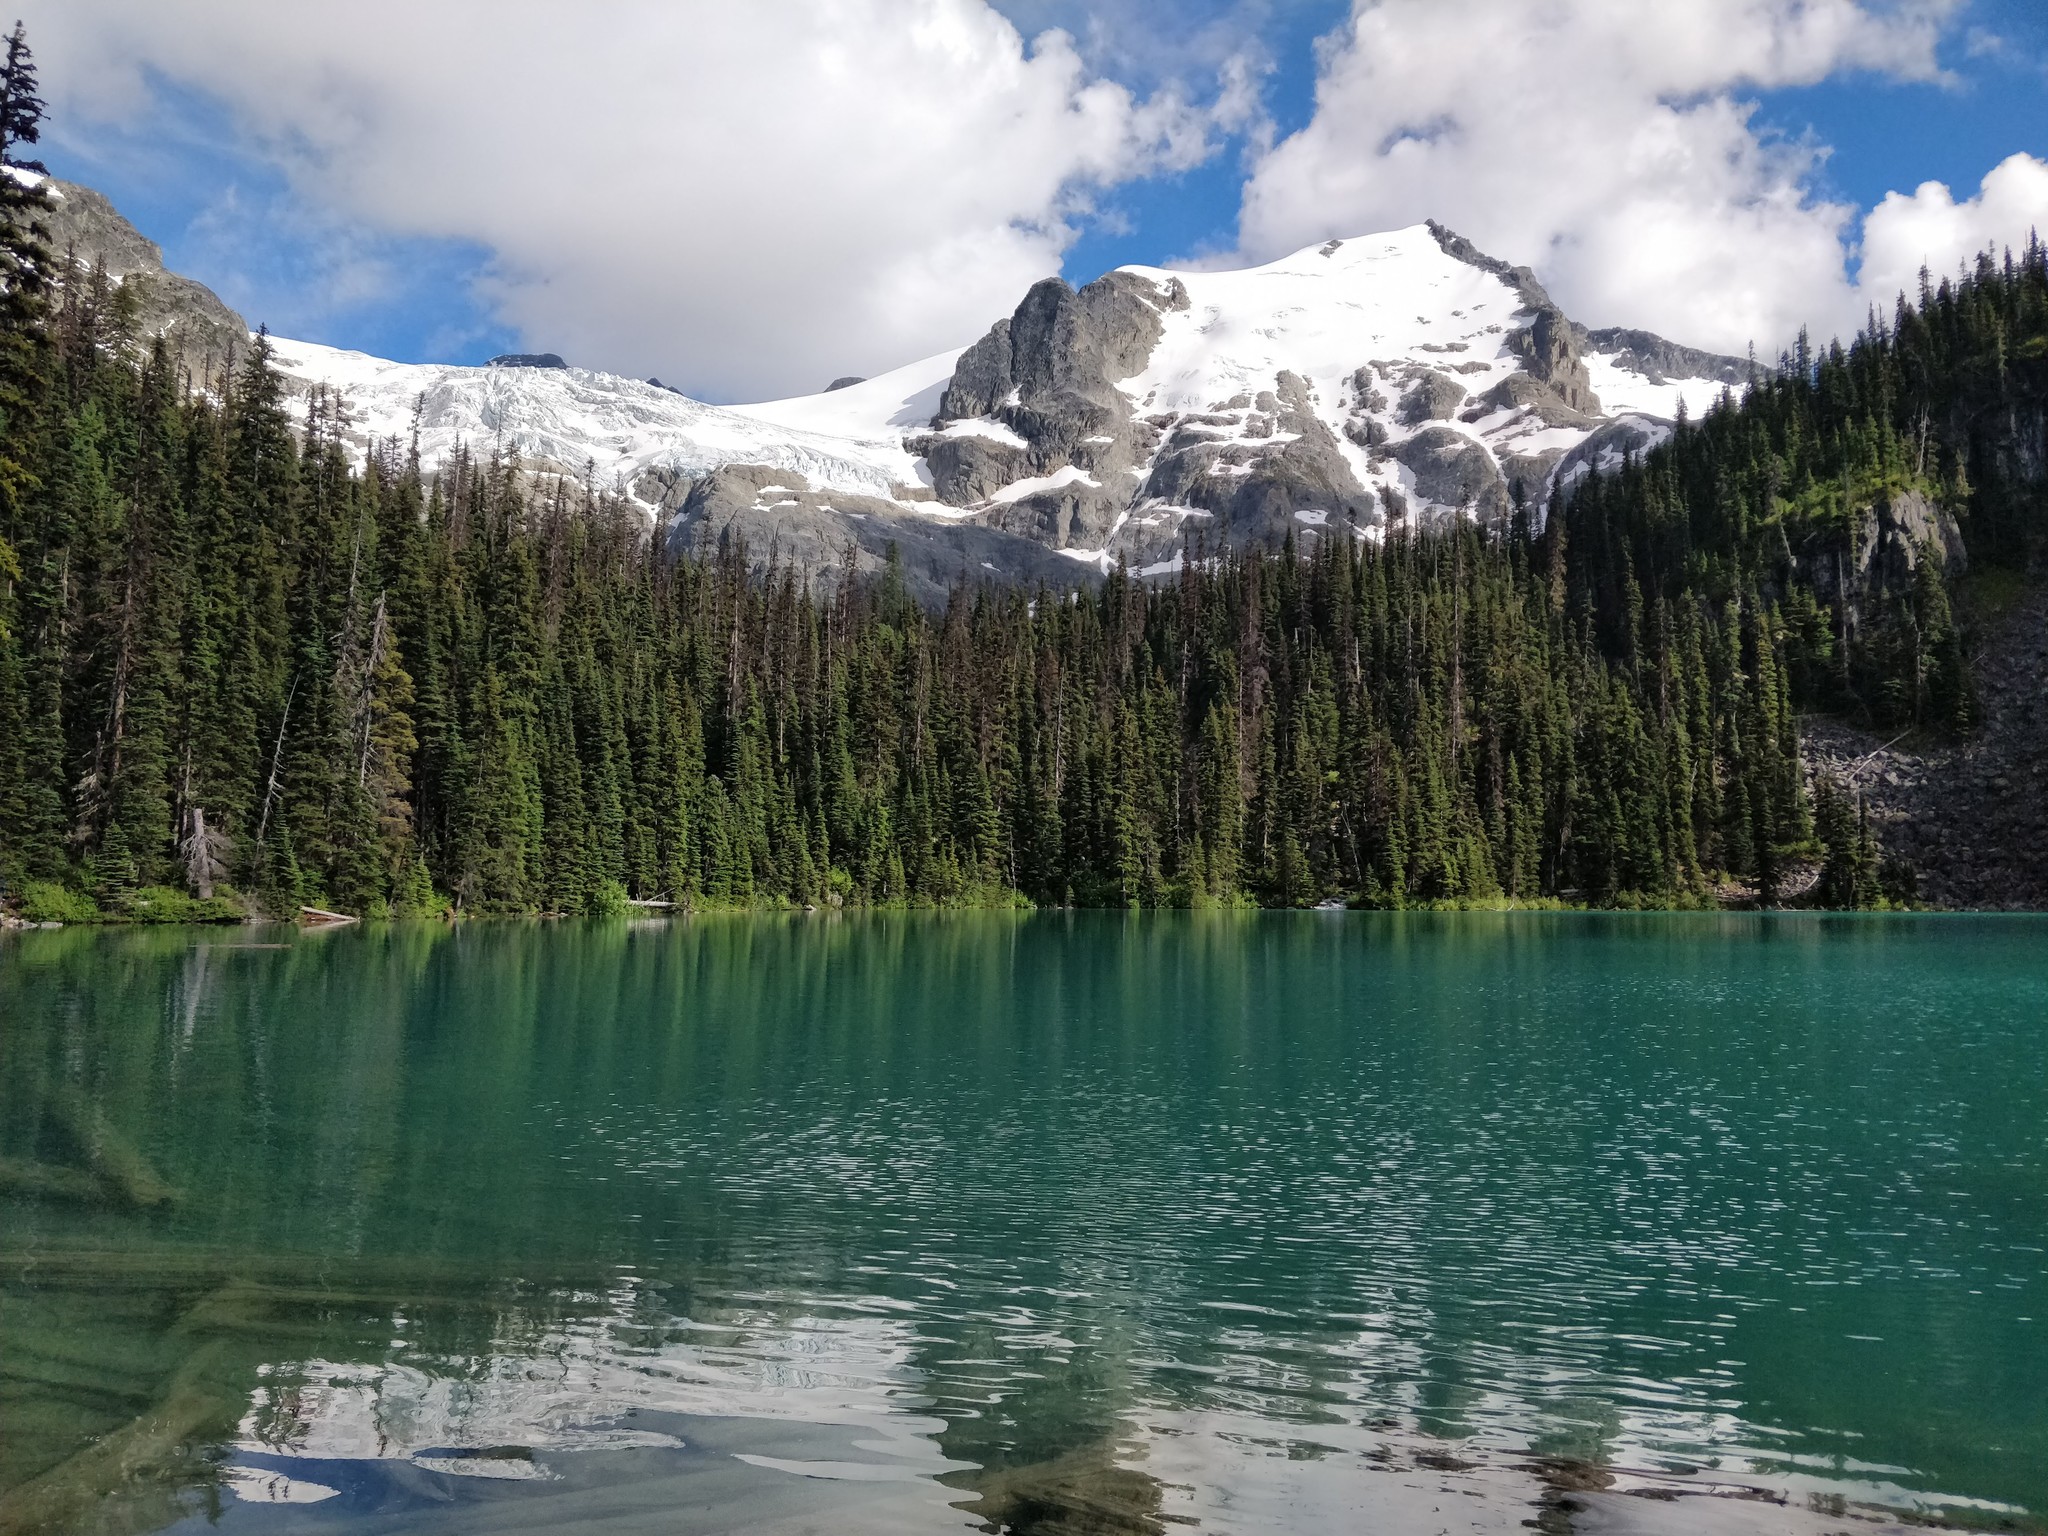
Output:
[{"left": 2, "top": 30, "right": 2043, "bottom": 920}]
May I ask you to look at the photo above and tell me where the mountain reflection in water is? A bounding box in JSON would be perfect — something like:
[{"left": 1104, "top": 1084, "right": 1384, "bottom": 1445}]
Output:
[{"left": 2, "top": 913, "right": 2043, "bottom": 1534}]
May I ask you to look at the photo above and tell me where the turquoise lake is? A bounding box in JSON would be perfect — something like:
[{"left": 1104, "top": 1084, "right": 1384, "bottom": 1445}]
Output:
[{"left": 2, "top": 913, "right": 2044, "bottom": 1533}]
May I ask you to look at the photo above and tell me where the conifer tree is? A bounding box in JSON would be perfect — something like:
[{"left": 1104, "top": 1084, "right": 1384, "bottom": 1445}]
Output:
[{"left": 2, "top": 31, "right": 2044, "bottom": 916}]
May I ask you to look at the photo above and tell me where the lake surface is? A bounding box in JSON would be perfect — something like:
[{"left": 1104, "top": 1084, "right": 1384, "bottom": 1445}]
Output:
[{"left": 2, "top": 913, "right": 2044, "bottom": 1534}]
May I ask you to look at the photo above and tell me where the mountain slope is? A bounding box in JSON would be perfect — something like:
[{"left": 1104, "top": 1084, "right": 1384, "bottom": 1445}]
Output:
[
  {"left": 51, "top": 175, "right": 1747, "bottom": 590},
  {"left": 911, "top": 224, "right": 1746, "bottom": 572},
  {"left": 260, "top": 334, "right": 951, "bottom": 509},
  {"left": 26, "top": 170, "right": 247, "bottom": 380}
]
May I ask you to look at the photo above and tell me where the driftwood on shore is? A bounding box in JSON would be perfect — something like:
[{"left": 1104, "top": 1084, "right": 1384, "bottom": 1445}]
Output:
[{"left": 298, "top": 906, "right": 358, "bottom": 926}]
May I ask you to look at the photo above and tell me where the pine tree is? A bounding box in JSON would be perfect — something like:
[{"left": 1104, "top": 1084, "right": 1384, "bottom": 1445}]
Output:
[{"left": 0, "top": 76, "right": 2042, "bottom": 921}]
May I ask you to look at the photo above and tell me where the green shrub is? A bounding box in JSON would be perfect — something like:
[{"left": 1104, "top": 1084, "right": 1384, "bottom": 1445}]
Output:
[
  {"left": 124, "top": 886, "right": 245, "bottom": 924},
  {"left": 16, "top": 880, "right": 101, "bottom": 924},
  {"left": 387, "top": 857, "right": 446, "bottom": 918},
  {"left": 585, "top": 880, "right": 630, "bottom": 918}
]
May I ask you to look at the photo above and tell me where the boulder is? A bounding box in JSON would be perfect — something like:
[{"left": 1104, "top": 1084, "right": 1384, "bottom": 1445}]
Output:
[{"left": 1399, "top": 370, "right": 1469, "bottom": 424}]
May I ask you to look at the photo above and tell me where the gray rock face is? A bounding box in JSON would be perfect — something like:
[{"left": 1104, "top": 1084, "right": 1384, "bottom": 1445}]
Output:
[
  {"left": 909, "top": 431, "right": 1030, "bottom": 506},
  {"left": 825, "top": 375, "right": 866, "bottom": 392},
  {"left": 1392, "top": 428, "right": 1510, "bottom": 524},
  {"left": 489, "top": 353, "right": 567, "bottom": 369},
  {"left": 936, "top": 319, "right": 1015, "bottom": 423},
  {"left": 939, "top": 270, "right": 1188, "bottom": 454},
  {"left": 1400, "top": 370, "right": 1469, "bottom": 424},
  {"left": 1497, "top": 449, "right": 1567, "bottom": 504},
  {"left": 630, "top": 466, "right": 699, "bottom": 516},
  {"left": 1506, "top": 307, "right": 1600, "bottom": 415},
  {"left": 41, "top": 178, "right": 249, "bottom": 382},
  {"left": 981, "top": 474, "right": 1121, "bottom": 553},
  {"left": 1806, "top": 488, "right": 1967, "bottom": 609},
  {"left": 1348, "top": 367, "right": 1390, "bottom": 417},
  {"left": 1586, "top": 329, "right": 1750, "bottom": 388},
  {"left": 1875, "top": 488, "right": 1968, "bottom": 574},
  {"left": 40, "top": 179, "right": 161, "bottom": 276},
  {"left": 666, "top": 464, "right": 1088, "bottom": 607},
  {"left": 1465, "top": 372, "right": 1594, "bottom": 428},
  {"left": 929, "top": 267, "right": 1192, "bottom": 549},
  {"left": 1138, "top": 371, "right": 1375, "bottom": 551}
]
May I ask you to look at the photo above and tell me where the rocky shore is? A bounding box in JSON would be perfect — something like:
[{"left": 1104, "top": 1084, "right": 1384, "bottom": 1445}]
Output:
[{"left": 1804, "top": 572, "right": 2048, "bottom": 910}]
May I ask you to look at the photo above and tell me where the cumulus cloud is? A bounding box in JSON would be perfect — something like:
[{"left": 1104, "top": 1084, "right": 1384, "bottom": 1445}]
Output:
[
  {"left": 24, "top": 0, "right": 1241, "bottom": 399},
  {"left": 1232, "top": 0, "right": 2048, "bottom": 354},
  {"left": 22, "top": 0, "right": 2048, "bottom": 392},
  {"left": 1860, "top": 153, "right": 2048, "bottom": 301}
]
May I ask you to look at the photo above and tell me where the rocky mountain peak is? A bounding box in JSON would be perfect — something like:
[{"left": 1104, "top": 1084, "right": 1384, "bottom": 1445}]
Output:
[
  {"left": 36, "top": 176, "right": 249, "bottom": 383},
  {"left": 47, "top": 175, "right": 1753, "bottom": 600},
  {"left": 888, "top": 222, "right": 1749, "bottom": 572}
]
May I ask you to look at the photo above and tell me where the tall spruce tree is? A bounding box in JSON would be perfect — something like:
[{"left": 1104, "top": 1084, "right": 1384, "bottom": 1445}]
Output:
[{"left": 2, "top": 21, "right": 2044, "bottom": 916}]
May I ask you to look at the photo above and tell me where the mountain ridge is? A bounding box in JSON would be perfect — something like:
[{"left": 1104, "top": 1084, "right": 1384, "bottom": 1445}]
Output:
[
  {"left": 43, "top": 174, "right": 1751, "bottom": 602},
  {"left": 9, "top": 153, "right": 2045, "bottom": 920}
]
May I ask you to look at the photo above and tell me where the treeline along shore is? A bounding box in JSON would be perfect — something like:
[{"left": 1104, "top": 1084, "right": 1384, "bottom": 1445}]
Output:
[{"left": 2, "top": 40, "right": 2044, "bottom": 920}]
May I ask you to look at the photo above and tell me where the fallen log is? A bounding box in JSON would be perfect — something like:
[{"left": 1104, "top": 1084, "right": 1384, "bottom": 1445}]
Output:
[
  {"left": 299, "top": 906, "right": 359, "bottom": 925},
  {"left": 44, "top": 1082, "right": 183, "bottom": 1209}
]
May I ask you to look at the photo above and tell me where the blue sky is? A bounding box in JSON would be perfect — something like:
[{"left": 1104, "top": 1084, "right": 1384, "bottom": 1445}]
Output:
[
  {"left": 1055, "top": 0, "right": 2048, "bottom": 283},
  {"left": 26, "top": 0, "right": 2048, "bottom": 398},
  {"left": 1761, "top": 0, "right": 2045, "bottom": 217},
  {"left": 36, "top": 0, "right": 1359, "bottom": 368}
]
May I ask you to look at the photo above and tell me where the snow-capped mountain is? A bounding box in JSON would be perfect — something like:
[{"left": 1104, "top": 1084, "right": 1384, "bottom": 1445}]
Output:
[
  {"left": 260, "top": 224, "right": 1747, "bottom": 592},
  {"left": 260, "top": 335, "right": 956, "bottom": 509},
  {"left": 49, "top": 174, "right": 1748, "bottom": 599},
  {"left": 891, "top": 222, "right": 1747, "bottom": 575}
]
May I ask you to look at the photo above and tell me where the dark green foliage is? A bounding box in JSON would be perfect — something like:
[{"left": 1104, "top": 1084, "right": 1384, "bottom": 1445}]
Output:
[
  {"left": 1814, "top": 774, "right": 1883, "bottom": 910},
  {"left": 2, "top": 43, "right": 2043, "bottom": 914},
  {"left": 1563, "top": 240, "right": 2048, "bottom": 737},
  {"left": 0, "top": 375, "right": 1838, "bottom": 912}
]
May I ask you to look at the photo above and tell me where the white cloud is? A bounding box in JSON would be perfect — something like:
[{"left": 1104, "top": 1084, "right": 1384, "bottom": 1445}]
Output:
[
  {"left": 1230, "top": 0, "right": 2048, "bottom": 355},
  {"left": 22, "top": 0, "right": 2048, "bottom": 391},
  {"left": 1860, "top": 152, "right": 2048, "bottom": 300},
  {"left": 24, "top": 0, "right": 1239, "bottom": 400},
  {"left": 1963, "top": 25, "right": 2006, "bottom": 59}
]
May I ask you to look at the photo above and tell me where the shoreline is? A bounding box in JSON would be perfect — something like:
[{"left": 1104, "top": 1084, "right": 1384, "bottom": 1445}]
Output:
[{"left": 9, "top": 898, "right": 2047, "bottom": 934}]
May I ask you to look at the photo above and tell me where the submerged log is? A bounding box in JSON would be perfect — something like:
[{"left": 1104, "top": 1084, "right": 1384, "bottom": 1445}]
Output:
[
  {"left": 45, "top": 1082, "right": 182, "bottom": 1209},
  {"left": 0, "top": 1156, "right": 110, "bottom": 1205},
  {"left": 0, "top": 1335, "right": 242, "bottom": 1536}
]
